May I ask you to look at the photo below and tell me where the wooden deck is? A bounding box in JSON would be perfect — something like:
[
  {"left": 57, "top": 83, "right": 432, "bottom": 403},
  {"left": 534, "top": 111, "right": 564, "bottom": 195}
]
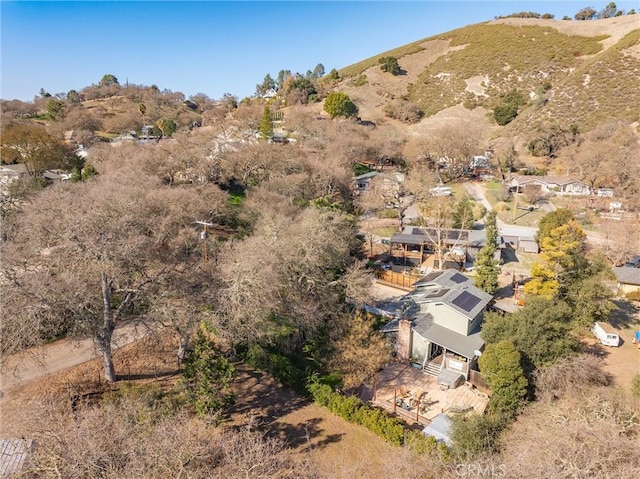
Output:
[{"left": 370, "top": 362, "right": 489, "bottom": 427}]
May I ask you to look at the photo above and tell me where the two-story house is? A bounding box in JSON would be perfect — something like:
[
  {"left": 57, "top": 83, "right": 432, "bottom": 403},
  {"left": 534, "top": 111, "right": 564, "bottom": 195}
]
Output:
[{"left": 382, "top": 270, "right": 493, "bottom": 388}]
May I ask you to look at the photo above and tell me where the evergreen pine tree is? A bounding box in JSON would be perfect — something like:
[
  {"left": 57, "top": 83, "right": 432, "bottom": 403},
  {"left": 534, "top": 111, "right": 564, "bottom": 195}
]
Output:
[
  {"left": 475, "top": 245, "right": 500, "bottom": 294},
  {"left": 453, "top": 196, "right": 475, "bottom": 229},
  {"left": 259, "top": 106, "right": 274, "bottom": 139},
  {"left": 474, "top": 209, "right": 500, "bottom": 294},
  {"left": 485, "top": 210, "right": 498, "bottom": 247}
]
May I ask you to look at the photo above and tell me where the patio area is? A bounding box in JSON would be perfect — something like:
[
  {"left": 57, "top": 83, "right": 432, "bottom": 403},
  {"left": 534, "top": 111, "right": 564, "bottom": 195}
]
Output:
[{"left": 365, "top": 362, "right": 489, "bottom": 427}]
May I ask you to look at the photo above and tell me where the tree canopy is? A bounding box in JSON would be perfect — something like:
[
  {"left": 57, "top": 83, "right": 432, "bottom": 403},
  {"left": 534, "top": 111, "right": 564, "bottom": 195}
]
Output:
[
  {"left": 323, "top": 92, "right": 358, "bottom": 118},
  {"left": 481, "top": 297, "right": 579, "bottom": 371},
  {"left": 99, "top": 74, "right": 119, "bottom": 86},
  {"left": 0, "top": 170, "right": 226, "bottom": 381},
  {"left": 479, "top": 340, "right": 528, "bottom": 418},
  {"left": 0, "top": 123, "right": 74, "bottom": 177},
  {"left": 379, "top": 56, "right": 401, "bottom": 75}
]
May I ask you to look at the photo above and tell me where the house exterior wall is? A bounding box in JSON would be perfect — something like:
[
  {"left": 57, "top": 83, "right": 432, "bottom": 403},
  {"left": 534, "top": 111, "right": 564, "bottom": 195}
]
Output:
[
  {"left": 411, "top": 332, "right": 429, "bottom": 364},
  {"left": 425, "top": 303, "right": 469, "bottom": 336},
  {"left": 561, "top": 182, "right": 591, "bottom": 195},
  {"left": 467, "top": 313, "right": 483, "bottom": 335},
  {"left": 397, "top": 319, "right": 413, "bottom": 361}
]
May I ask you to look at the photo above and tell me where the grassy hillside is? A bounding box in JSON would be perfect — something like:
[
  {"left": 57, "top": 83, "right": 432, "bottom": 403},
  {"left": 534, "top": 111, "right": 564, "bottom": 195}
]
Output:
[
  {"left": 336, "top": 16, "right": 639, "bottom": 138},
  {"left": 338, "top": 39, "right": 428, "bottom": 78},
  {"left": 408, "top": 23, "right": 606, "bottom": 115},
  {"left": 509, "top": 28, "right": 640, "bottom": 133}
]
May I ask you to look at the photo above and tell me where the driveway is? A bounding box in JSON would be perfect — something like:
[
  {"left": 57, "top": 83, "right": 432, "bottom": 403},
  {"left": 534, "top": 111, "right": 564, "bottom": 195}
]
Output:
[{"left": 463, "top": 182, "right": 494, "bottom": 213}]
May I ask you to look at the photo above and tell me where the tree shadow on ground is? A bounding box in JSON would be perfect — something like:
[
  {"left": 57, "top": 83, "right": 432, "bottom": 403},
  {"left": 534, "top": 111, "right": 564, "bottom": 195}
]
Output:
[
  {"left": 224, "top": 365, "right": 310, "bottom": 428},
  {"left": 267, "top": 416, "right": 345, "bottom": 451},
  {"left": 500, "top": 246, "right": 519, "bottom": 265},
  {"left": 494, "top": 283, "right": 514, "bottom": 300},
  {"left": 580, "top": 340, "right": 610, "bottom": 359},
  {"left": 609, "top": 299, "right": 640, "bottom": 330},
  {"left": 116, "top": 370, "right": 179, "bottom": 381}
]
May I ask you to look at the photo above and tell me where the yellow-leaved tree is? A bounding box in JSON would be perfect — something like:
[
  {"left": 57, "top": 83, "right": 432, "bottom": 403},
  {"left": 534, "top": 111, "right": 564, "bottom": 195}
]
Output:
[{"left": 525, "top": 220, "right": 586, "bottom": 298}]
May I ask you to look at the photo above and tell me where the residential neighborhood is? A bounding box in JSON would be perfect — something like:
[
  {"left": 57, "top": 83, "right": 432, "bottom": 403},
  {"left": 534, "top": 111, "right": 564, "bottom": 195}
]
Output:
[{"left": 2, "top": 3, "right": 640, "bottom": 478}]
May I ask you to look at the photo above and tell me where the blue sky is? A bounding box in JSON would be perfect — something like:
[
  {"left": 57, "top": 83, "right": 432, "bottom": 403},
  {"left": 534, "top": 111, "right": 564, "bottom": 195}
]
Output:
[{"left": 2, "top": 1, "right": 638, "bottom": 102}]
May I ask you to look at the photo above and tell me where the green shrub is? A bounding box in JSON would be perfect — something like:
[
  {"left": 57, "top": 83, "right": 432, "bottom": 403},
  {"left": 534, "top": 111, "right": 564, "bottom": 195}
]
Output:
[
  {"left": 379, "top": 56, "right": 402, "bottom": 75},
  {"left": 244, "top": 343, "right": 269, "bottom": 369},
  {"left": 493, "top": 104, "right": 519, "bottom": 126},
  {"left": 240, "top": 343, "right": 312, "bottom": 393},
  {"left": 352, "top": 74, "right": 368, "bottom": 87},
  {"left": 308, "top": 379, "right": 333, "bottom": 406},
  {"left": 450, "top": 413, "right": 506, "bottom": 461},
  {"left": 405, "top": 430, "right": 450, "bottom": 459},
  {"left": 323, "top": 92, "right": 358, "bottom": 118},
  {"left": 376, "top": 209, "right": 398, "bottom": 219},
  {"left": 307, "top": 378, "right": 405, "bottom": 445},
  {"left": 182, "top": 331, "right": 235, "bottom": 417}
]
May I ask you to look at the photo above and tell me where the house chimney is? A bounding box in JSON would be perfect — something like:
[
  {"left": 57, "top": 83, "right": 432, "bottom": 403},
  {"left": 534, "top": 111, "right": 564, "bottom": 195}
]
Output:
[{"left": 397, "top": 318, "right": 412, "bottom": 361}]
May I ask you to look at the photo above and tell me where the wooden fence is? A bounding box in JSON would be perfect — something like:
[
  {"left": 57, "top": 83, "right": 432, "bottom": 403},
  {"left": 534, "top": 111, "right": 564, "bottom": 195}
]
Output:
[
  {"left": 468, "top": 370, "right": 489, "bottom": 393},
  {"left": 375, "top": 270, "right": 421, "bottom": 289}
]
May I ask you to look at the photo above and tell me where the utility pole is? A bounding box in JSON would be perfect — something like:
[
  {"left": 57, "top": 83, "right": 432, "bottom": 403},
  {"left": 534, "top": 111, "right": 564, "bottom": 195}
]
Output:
[{"left": 195, "top": 221, "right": 214, "bottom": 266}]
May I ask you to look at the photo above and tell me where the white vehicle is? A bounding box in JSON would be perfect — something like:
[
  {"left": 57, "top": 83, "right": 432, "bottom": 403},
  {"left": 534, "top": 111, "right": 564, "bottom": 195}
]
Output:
[{"left": 592, "top": 322, "right": 620, "bottom": 347}]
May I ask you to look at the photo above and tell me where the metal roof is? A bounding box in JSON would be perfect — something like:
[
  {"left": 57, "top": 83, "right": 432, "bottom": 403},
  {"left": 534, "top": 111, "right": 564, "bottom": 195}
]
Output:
[
  {"left": 413, "top": 318, "right": 484, "bottom": 359},
  {"left": 409, "top": 270, "right": 492, "bottom": 320},
  {"left": 614, "top": 266, "right": 640, "bottom": 286},
  {"left": 0, "top": 439, "right": 34, "bottom": 477},
  {"left": 390, "top": 226, "right": 485, "bottom": 248},
  {"left": 422, "top": 414, "right": 453, "bottom": 445}
]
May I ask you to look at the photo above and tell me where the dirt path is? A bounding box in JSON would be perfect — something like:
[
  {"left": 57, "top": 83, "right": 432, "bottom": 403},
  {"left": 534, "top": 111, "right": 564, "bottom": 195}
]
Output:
[
  {"left": 463, "top": 182, "right": 494, "bottom": 213},
  {"left": 0, "top": 319, "right": 155, "bottom": 400}
]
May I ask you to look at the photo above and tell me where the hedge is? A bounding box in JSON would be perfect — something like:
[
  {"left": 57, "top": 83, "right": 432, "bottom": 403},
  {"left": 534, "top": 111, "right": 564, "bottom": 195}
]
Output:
[{"left": 308, "top": 379, "right": 450, "bottom": 458}]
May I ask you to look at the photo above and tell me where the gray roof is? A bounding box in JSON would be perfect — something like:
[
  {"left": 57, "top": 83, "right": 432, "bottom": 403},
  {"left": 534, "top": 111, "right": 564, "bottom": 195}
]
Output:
[
  {"left": 408, "top": 271, "right": 493, "bottom": 321},
  {"left": 0, "top": 439, "right": 34, "bottom": 477},
  {"left": 391, "top": 226, "right": 486, "bottom": 249},
  {"left": 0, "top": 164, "right": 28, "bottom": 175},
  {"left": 499, "top": 225, "right": 538, "bottom": 242},
  {"left": 422, "top": 414, "right": 453, "bottom": 445},
  {"left": 614, "top": 266, "right": 640, "bottom": 286},
  {"left": 380, "top": 318, "right": 399, "bottom": 333},
  {"left": 413, "top": 319, "right": 485, "bottom": 359},
  {"left": 413, "top": 269, "right": 472, "bottom": 289},
  {"left": 355, "top": 171, "right": 380, "bottom": 181}
]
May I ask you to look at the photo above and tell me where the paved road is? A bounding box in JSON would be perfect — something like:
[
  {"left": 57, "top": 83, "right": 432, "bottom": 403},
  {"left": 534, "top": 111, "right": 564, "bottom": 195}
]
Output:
[{"left": 0, "top": 319, "right": 155, "bottom": 399}]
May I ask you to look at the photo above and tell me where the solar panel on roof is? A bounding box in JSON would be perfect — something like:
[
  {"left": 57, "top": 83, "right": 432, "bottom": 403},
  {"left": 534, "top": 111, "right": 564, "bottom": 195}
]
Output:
[
  {"left": 450, "top": 272, "right": 468, "bottom": 284},
  {"left": 451, "top": 291, "right": 482, "bottom": 312},
  {"left": 415, "top": 271, "right": 442, "bottom": 284}
]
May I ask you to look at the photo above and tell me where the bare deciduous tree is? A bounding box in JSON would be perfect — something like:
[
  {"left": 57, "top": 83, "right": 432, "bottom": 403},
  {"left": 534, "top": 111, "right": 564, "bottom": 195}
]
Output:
[
  {"left": 20, "top": 391, "right": 316, "bottom": 478},
  {"left": 215, "top": 204, "right": 366, "bottom": 352},
  {"left": 1, "top": 171, "right": 225, "bottom": 381}
]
